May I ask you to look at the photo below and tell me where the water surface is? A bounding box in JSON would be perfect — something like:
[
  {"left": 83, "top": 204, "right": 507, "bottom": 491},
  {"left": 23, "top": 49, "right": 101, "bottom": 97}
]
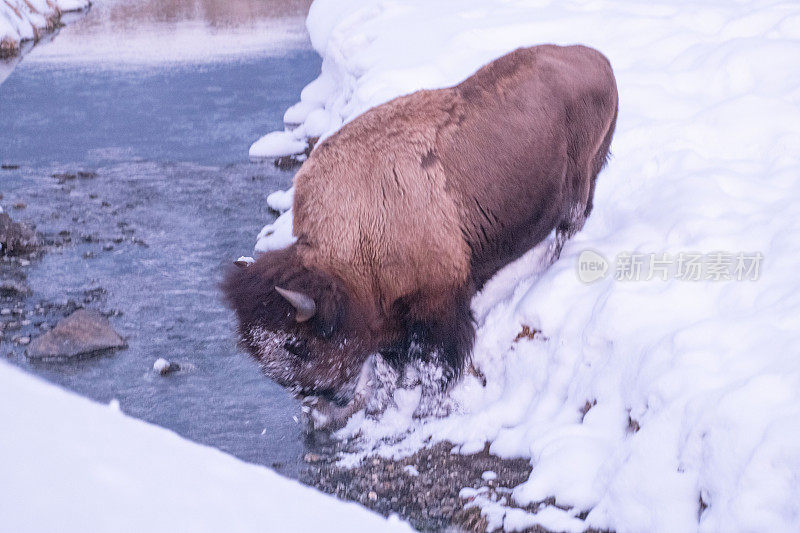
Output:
[{"left": 0, "top": 0, "right": 319, "bottom": 476}]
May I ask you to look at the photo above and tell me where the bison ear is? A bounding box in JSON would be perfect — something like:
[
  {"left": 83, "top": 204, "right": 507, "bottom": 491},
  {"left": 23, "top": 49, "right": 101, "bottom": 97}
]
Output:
[{"left": 275, "top": 286, "right": 316, "bottom": 322}]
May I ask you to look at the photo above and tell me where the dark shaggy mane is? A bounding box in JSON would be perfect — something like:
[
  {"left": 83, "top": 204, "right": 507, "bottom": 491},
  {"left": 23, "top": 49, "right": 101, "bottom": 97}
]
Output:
[{"left": 221, "top": 246, "right": 358, "bottom": 352}]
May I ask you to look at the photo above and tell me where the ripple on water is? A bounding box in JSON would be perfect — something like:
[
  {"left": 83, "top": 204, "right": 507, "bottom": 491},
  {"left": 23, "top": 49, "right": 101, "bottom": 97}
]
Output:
[{"left": 0, "top": 0, "right": 322, "bottom": 478}]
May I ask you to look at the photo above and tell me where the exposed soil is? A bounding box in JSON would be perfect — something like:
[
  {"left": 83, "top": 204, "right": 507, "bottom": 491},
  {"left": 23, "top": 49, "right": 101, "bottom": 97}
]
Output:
[
  {"left": 303, "top": 441, "right": 538, "bottom": 532},
  {"left": 301, "top": 422, "right": 612, "bottom": 532}
]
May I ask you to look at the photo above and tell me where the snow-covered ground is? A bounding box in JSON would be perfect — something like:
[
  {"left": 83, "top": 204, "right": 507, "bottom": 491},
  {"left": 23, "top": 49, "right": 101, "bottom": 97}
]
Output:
[
  {"left": 0, "top": 0, "right": 89, "bottom": 55},
  {"left": 251, "top": 0, "right": 800, "bottom": 531},
  {"left": 0, "top": 361, "right": 409, "bottom": 532}
]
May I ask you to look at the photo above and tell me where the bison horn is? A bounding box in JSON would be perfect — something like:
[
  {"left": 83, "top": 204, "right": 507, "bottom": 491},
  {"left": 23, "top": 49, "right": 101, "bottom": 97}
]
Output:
[
  {"left": 275, "top": 286, "right": 316, "bottom": 322},
  {"left": 233, "top": 260, "right": 250, "bottom": 268}
]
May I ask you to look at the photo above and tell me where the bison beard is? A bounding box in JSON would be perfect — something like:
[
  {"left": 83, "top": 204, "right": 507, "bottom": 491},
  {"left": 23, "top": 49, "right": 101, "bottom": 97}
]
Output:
[{"left": 223, "top": 44, "right": 618, "bottom": 429}]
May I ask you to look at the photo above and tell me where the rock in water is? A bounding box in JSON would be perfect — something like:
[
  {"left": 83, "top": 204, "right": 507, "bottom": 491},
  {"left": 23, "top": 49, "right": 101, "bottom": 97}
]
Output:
[
  {"left": 153, "top": 357, "right": 180, "bottom": 375},
  {"left": 27, "top": 309, "right": 126, "bottom": 360},
  {"left": 0, "top": 280, "right": 30, "bottom": 296},
  {"left": 0, "top": 213, "right": 39, "bottom": 255}
]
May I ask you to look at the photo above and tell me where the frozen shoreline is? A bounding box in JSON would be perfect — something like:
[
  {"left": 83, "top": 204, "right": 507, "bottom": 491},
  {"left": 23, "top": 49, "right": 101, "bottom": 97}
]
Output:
[
  {"left": 0, "top": 0, "right": 90, "bottom": 58},
  {"left": 250, "top": 1, "right": 800, "bottom": 531}
]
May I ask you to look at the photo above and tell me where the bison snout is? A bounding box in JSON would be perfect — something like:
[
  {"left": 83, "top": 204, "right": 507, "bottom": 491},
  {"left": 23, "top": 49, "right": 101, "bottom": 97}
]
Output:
[{"left": 299, "top": 353, "right": 386, "bottom": 430}]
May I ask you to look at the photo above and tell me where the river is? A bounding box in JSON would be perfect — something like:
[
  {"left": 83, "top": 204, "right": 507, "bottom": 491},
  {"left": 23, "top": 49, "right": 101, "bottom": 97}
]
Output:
[{"left": 0, "top": 0, "right": 319, "bottom": 477}]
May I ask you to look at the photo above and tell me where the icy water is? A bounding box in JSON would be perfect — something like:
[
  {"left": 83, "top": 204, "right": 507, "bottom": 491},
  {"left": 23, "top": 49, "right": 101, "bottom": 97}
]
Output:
[{"left": 0, "top": 0, "right": 318, "bottom": 476}]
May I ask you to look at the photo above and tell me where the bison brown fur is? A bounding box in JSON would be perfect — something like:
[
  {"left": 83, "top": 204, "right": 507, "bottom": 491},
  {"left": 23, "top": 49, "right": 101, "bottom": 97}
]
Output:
[{"left": 223, "top": 44, "right": 618, "bottom": 428}]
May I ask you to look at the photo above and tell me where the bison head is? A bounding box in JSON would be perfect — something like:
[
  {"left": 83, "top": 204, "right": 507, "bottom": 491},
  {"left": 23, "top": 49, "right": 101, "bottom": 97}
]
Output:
[{"left": 222, "top": 246, "right": 387, "bottom": 428}]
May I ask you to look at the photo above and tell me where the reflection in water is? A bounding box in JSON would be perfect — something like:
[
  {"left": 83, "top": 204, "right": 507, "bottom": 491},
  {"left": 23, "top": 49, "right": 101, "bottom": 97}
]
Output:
[
  {"left": 1, "top": 52, "right": 23, "bottom": 86},
  {"left": 0, "top": 14, "right": 79, "bottom": 84},
  {"left": 75, "top": 0, "right": 313, "bottom": 29},
  {"left": 25, "top": 0, "right": 314, "bottom": 64}
]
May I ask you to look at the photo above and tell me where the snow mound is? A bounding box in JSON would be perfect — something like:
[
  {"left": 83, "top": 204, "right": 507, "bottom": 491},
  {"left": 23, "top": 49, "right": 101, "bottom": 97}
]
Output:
[
  {"left": 0, "top": 361, "right": 410, "bottom": 532},
  {"left": 249, "top": 0, "right": 800, "bottom": 531},
  {"left": 249, "top": 130, "right": 308, "bottom": 159},
  {"left": 267, "top": 188, "right": 294, "bottom": 212},
  {"left": 255, "top": 209, "right": 297, "bottom": 253},
  {"left": 0, "top": 0, "right": 89, "bottom": 55}
]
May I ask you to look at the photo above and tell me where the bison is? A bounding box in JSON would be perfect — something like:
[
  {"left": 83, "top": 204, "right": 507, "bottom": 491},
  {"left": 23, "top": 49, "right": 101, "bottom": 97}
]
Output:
[{"left": 223, "top": 44, "right": 618, "bottom": 428}]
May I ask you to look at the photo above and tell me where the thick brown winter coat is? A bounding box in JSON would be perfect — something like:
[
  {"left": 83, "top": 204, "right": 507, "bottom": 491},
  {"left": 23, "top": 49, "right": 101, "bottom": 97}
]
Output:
[{"left": 223, "top": 44, "right": 618, "bottom": 426}]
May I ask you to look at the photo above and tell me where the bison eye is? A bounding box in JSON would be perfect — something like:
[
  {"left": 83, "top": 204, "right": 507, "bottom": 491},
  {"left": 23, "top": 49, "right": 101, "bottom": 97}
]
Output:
[
  {"left": 282, "top": 338, "right": 310, "bottom": 358},
  {"left": 317, "top": 321, "right": 335, "bottom": 339}
]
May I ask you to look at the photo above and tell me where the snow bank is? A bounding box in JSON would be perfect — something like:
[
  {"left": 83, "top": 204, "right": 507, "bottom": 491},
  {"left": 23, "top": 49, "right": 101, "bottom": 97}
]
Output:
[
  {"left": 0, "top": 0, "right": 89, "bottom": 56},
  {"left": 251, "top": 0, "right": 800, "bottom": 531},
  {"left": 0, "top": 361, "right": 409, "bottom": 532}
]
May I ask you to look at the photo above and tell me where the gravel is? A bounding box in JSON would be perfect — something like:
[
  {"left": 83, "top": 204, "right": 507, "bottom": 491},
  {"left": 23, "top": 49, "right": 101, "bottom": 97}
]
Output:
[{"left": 302, "top": 441, "right": 534, "bottom": 532}]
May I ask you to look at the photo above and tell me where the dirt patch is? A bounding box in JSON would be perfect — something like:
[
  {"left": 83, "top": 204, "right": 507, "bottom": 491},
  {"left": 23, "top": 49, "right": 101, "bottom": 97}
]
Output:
[
  {"left": 514, "top": 325, "right": 547, "bottom": 342},
  {"left": 302, "top": 442, "right": 533, "bottom": 531},
  {"left": 302, "top": 436, "right": 615, "bottom": 532}
]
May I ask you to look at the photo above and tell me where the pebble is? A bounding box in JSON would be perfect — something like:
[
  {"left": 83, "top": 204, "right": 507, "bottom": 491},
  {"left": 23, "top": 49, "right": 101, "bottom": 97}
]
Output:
[
  {"left": 404, "top": 465, "right": 420, "bottom": 477},
  {"left": 153, "top": 357, "right": 180, "bottom": 375}
]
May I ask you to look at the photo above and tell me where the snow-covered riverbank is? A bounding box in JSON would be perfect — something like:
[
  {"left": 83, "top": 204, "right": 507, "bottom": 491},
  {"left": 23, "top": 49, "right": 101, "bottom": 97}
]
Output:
[
  {"left": 0, "top": 0, "right": 89, "bottom": 57},
  {"left": 251, "top": 0, "right": 800, "bottom": 531},
  {"left": 0, "top": 361, "right": 409, "bottom": 532}
]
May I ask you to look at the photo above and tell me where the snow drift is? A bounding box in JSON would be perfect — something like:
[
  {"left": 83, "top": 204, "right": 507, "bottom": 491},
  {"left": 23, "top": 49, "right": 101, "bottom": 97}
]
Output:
[
  {"left": 250, "top": 0, "right": 800, "bottom": 531},
  {"left": 0, "top": 361, "right": 409, "bottom": 532},
  {"left": 0, "top": 0, "right": 89, "bottom": 56}
]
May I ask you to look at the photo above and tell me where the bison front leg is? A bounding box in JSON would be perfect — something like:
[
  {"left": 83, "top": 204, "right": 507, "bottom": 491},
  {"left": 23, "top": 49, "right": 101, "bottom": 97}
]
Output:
[
  {"left": 363, "top": 353, "right": 399, "bottom": 417},
  {"left": 408, "top": 355, "right": 456, "bottom": 418},
  {"left": 404, "top": 288, "right": 475, "bottom": 418}
]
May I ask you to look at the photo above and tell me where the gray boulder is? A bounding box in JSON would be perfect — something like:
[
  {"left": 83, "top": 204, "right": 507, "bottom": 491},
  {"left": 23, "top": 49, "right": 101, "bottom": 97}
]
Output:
[
  {"left": 0, "top": 213, "right": 39, "bottom": 255},
  {"left": 0, "top": 279, "right": 30, "bottom": 296},
  {"left": 27, "top": 309, "right": 126, "bottom": 360}
]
